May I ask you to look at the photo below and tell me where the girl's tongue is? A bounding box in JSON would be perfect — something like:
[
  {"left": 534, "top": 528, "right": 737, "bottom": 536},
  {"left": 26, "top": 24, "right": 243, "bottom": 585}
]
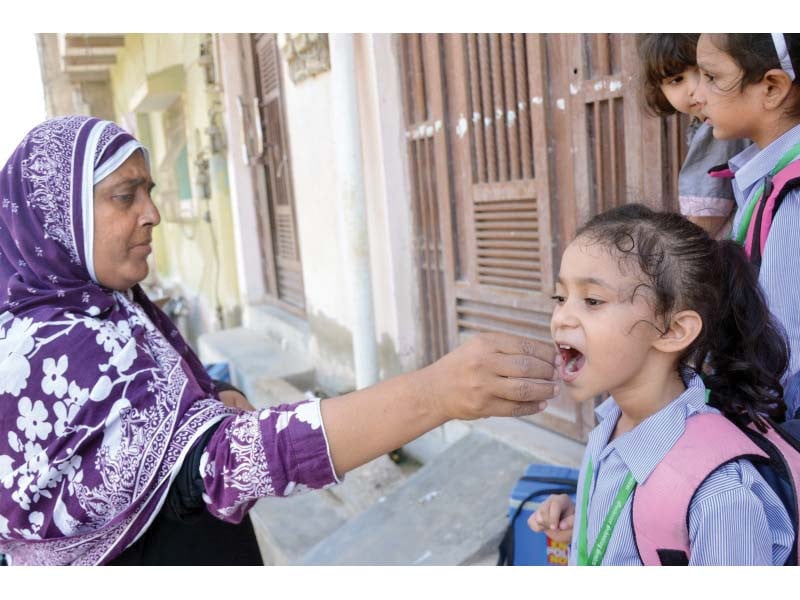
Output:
[{"left": 558, "top": 346, "right": 586, "bottom": 382}]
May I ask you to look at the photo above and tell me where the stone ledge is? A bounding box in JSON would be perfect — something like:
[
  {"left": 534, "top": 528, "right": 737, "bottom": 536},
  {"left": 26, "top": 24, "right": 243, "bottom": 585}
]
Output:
[
  {"left": 197, "top": 326, "right": 314, "bottom": 405},
  {"left": 300, "top": 429, "right": 535, "bottom": 565}
]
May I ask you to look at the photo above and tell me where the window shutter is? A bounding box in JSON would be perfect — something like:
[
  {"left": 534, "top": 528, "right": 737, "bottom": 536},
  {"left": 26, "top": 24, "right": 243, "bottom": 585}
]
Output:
[{"left": 399, "top": 34, "right": 456, "bottom": 364}]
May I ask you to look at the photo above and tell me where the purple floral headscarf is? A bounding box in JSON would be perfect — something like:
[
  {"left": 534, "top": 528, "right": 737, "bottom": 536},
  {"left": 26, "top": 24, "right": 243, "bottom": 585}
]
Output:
[{"left": 0, "top": 116, "right": 233, "bottom": 564}]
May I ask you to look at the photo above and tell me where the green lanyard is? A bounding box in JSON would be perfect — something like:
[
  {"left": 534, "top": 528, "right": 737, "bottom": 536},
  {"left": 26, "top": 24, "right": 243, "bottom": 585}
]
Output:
[
  {"left": 733, "top": 141, "right": 800, "bottom": 244},
  {"left": 577, "top": 459, "right": 637, "bottom": 566}
]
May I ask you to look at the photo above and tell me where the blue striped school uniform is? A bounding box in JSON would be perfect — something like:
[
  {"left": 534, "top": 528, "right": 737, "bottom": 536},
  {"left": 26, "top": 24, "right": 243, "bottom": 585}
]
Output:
[
  {"left": 568, "top": 372, "right": 793, "bottom": 565},
  {"left": 729, "top": 122, "right": 800, "bottom": 419}
]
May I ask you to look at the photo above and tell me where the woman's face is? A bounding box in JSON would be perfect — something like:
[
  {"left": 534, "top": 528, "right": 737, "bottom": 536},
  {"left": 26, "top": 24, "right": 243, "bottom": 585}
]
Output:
[{"left": 93, "top": 150, "right": 160, "bottom": 291}]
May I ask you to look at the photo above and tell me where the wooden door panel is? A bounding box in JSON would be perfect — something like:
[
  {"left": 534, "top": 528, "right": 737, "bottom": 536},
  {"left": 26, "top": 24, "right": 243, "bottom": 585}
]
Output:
[
  {"left": 252, "top": 33, "right": 305, "bottom": 314},
  {"left": 399, "top": 33, "right": 691, "bottom": 441}
]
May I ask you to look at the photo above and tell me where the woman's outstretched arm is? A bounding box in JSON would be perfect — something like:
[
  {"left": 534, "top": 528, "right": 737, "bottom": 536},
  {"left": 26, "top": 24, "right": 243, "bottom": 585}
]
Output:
[
  {"left": 201, "top": 332, "right": 557, "bottom": 521},
  {"left": 321, "top": 332, "right": 557, "bottom": 476}
]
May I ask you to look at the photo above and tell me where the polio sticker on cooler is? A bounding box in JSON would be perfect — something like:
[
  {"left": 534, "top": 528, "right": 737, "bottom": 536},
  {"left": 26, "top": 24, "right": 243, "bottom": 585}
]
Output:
[{"left": 546, "top": 536, "right": 569, "bottom": 565}]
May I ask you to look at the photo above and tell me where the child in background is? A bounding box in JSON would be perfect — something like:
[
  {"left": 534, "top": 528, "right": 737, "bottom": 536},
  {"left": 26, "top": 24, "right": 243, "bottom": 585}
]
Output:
[
  {"left": 693, "top": 33, "right": 800, "bottom": 419},
  {"left": 529, "top": 204, "right": 793, "bottom": 565},
  {"left": 637, "top": 34, "right": 750, "bottom": 238}
]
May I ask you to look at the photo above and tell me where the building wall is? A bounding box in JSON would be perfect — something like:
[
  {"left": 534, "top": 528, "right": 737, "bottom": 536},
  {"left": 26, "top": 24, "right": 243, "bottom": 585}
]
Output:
[
  {"left": 354, "top": 34, "right": 421, "bottom": 378},
  {"left": 107, "top": 33, "right": 242, "bottom": 346},
  {"left": 280, "top": 34, "right": 422, "bottom": 391},
  {"left": 215, "top": 34, "right": 269, "bottom": 311},
  {"left": 214, "top": 34, "right": 422, "bottom": 393},
  {"left": 280, "top": 55, "right": 355, "bottom": 392}
]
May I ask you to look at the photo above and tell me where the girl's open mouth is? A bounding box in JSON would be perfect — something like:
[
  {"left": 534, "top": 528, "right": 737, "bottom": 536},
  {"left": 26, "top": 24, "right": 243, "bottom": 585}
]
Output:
[{"left": 558, "top": 344, "right": 585, "bottom": 383}]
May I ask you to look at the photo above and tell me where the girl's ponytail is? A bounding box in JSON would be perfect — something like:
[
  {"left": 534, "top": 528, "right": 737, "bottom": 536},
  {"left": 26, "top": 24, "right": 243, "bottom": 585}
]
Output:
[{"left": 702, "top": 240, "right": 789, "bottom": 428}]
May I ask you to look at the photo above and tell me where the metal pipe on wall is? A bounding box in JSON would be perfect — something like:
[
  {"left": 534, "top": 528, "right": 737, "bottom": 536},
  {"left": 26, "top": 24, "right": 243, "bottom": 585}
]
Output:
[{"left": 329, "top": 33, "right": 379, "bottom": 390}]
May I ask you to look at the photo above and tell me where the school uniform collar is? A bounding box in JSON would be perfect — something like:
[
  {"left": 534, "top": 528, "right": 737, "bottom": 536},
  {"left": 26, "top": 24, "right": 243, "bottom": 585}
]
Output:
[
  {"left": 593, "top": 371, "right": 712, "bottom": 486},
  {"left": 730, "top": 122, "right": 800, "bottom": 197}
]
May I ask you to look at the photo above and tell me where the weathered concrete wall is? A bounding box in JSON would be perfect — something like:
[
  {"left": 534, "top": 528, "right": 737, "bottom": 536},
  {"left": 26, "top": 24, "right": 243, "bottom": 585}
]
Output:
[{"left": 108, "top": 33, "right": 241, "bottom": 346}]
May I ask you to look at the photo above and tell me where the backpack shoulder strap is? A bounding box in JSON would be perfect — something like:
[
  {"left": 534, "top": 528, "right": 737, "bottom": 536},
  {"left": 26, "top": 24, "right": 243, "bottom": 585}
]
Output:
[
  {"left": 746, "top": 159, "right": 800, "bottom": 265},
  {"left": 632, "top": 413, "right": 768, "bottom": 565},
  {"left": 745, "top": 420, "right": 800, "bottom": 565}
]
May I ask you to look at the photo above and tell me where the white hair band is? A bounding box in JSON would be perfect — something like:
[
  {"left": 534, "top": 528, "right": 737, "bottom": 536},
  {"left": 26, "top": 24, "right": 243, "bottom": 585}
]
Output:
[{"left": 771, "top": 33, "right": 796, "bottom": 82}]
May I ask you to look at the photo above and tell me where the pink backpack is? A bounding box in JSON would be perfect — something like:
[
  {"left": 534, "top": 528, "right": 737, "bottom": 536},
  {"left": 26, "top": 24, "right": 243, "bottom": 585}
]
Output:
[
  {"left": 632, "top": 412, "right": 800, "bottom": 565},
  {"left": 709, "top": 158, "right": 800, "bottom": 267}
]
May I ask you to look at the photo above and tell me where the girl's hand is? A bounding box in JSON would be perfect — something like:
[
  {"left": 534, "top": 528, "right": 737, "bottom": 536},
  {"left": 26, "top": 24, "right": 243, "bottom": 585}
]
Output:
[{"left": 528, "top": 494, "right": 575, "bottom": 544}]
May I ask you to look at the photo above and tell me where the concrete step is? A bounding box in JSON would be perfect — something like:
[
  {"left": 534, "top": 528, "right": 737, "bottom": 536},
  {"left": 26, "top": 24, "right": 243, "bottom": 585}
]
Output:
[
  {"left": 197, "top": 324, "right": 420, "bottom": 564},
  {"left": 299, "top": 429, "right": 535, "bottom": 565},
  {"left": 197, "top": 327, "right": 315, "bottom": 405},
  {"left": 249, "top": 454, "right": 415, "bottom": 565},
  {"left": 242, "top": 303, "right": 310, "bottom": 357}
]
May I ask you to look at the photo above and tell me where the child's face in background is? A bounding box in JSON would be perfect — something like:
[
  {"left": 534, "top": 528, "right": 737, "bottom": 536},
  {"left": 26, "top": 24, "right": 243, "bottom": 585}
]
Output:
[
  {"left": 694, "top": 34, "right": 764, "bottom": 145},
  {"left": 550, "top": 240, "right": 662, "bottom": 403},
  {"left": 659, "top": 67, "right": 702, "bottom": 119}
]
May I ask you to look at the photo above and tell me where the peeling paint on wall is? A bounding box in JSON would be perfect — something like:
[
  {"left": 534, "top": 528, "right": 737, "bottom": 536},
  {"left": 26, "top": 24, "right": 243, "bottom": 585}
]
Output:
[
  {"left": 410, "top": 123, "right": 436, "bottom": 140},
  {"left": 609, "top": 80, "right": 622, "bottom": 92},
  {"left": 506, "top": 110, "right": 516, "bottom": 127},
  {"left": 569, "top": 83, "right": 579, "bottom": 95},
  {"left": 308, "top": 309, "right": 355, "bottom": 394},
  {"left": 456, "top": 115, "right": 468, "bottom": 138},
  {"left": 531, "top": 96, "right": 543, "bottom": 105},
  {"left": 556, "top": 98, "right": 566, "bottom": 110}
]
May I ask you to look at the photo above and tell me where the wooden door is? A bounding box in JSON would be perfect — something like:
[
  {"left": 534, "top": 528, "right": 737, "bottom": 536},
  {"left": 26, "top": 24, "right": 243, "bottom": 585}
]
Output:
[
  {"left": 398, "top": 34, "right": 690, "bottom": 441},
  {"left": 444, "top": 34, "right": 589, "bottom": 439},
  {"left": 252, "top": 33, "right": 305, "bottom": 314},
  {"left": 398, "top": 34, "right": 457, "bottom": 365}
]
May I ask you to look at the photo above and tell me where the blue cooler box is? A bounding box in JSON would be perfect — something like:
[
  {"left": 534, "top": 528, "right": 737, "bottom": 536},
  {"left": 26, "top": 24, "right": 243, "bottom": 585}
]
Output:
[{"left": 500, "top": 463, "right": 579, "bottom": 566}]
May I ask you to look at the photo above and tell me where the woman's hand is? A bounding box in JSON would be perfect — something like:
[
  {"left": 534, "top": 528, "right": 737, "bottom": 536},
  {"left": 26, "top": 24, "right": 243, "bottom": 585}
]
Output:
[
  {"left": 421, "top": 332, "right": 558, "bottom": 421},
  {"left": 218, "top": 389, "right": 255, "bottom": 412},
  {"left": 528, "top": 493, "right": 575, "bottom": 544}
]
